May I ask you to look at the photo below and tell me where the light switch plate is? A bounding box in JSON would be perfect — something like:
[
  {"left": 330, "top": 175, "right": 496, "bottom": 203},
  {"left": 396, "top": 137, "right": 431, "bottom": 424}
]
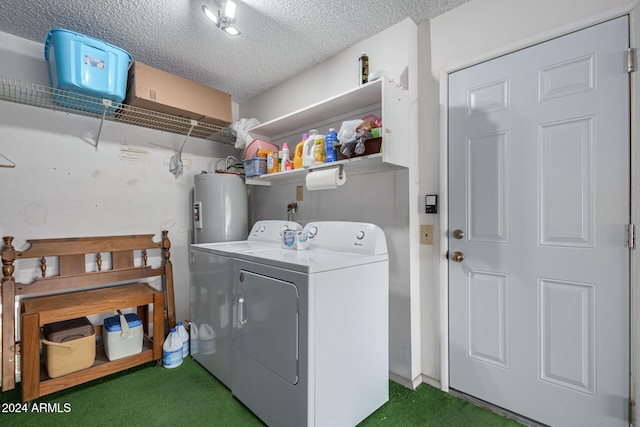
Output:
[
  {"left": 420, "top": 224, "right": 434, "bottom": 245},
  {"left": 296, "top": 185, "right": 304, "bottom": 201}
]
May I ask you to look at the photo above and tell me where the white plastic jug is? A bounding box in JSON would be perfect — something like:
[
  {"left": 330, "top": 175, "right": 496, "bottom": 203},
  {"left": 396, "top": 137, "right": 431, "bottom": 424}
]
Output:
[
  {"left": 302, "top": 129, "right": 318, "bottom": 168},
  {"left": 162, "top": 328, "right": 183, "bottom": 369},
  {"left": 190, "top": 322, "right": 199, "bottom": 355},
  {"left": 199, "top": 323, "right": 217, "bottom": 355},
  {"left": 175, "top": 322, "right": 189, "bottom": 358}
]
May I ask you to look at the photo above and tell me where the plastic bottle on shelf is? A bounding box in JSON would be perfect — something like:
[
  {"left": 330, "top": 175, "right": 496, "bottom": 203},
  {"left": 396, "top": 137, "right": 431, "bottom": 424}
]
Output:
[
  {"left": 359, "top": 52, "right": 369, "bottom": 85},
  {"left": 175, "top": 321, "right": 189, "bottom": 358},
  {"left": 281, "top": 143, "right": 293, "bottom": 171},
  {"left": 313, "top": 133, "right": 326, "bottom": 163},
  {"left": 294, "top": 134, "right": 308, "bottom": 169},
  {"left": 302, "top": 130, "right": 318, "bottom": 168},
  {"left": 163, "top": 328, "right": 183, "bottom": 369},
  {"left": 267, "top": 151, "right": 275, "bottom": 174},
  {"left": 325, "top": 128, "right": 337, "bottom": 163},
  {"left": 190, "top": 322, "right": 198, "bottom": 355}
]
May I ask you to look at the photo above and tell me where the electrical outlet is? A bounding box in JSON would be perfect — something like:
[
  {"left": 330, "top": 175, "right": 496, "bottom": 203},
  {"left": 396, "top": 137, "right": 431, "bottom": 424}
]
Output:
[
  {"left": 296, "top": 185, "right": 304, "bottom": 201},
  {"left": 420, "top": 224, "right": 434, "bottom": 245}
]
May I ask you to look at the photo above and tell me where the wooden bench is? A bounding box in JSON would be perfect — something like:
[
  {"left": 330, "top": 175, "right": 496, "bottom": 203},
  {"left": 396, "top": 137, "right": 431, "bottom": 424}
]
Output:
[{"left": 1, "top": 232, "right": 176, "bottom": 401}]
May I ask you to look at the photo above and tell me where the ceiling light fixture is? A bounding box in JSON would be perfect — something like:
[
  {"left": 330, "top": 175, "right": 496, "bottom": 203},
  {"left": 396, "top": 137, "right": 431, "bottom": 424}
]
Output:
[{"left": 202, "top": 0, "right": 241, "bottom": 36}]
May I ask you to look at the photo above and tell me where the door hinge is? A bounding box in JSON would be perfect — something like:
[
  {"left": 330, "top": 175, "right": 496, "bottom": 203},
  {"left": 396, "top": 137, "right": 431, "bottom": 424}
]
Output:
[
  {"left": 629, "top": 398, "right": 635, "bottom": 423},
  {"left": 628, "top": 48, "right": 636, "bottom": 73},
  {"left": 628, "top": 224, "right": 635, "bottom": 249}
]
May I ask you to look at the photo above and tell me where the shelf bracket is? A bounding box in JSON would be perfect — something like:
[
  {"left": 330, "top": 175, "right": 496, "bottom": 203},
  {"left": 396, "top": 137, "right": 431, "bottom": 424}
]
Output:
[
  {"left": 0, "top": 152, "right": 16, "bottom": 168},
  {"left": 94, "top": 99, "right": 113, "bottom": 150},
  {"left": 169, "top": 120, "right": 197, "bottom": 177}
]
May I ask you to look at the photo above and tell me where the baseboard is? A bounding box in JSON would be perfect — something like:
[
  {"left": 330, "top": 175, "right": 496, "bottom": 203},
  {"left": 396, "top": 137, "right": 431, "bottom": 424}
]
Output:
[
  {"left": 419, "top": 374, "right": 441, "bottom": 389},
  {"left": 388, "top": 371, "right": 434, "bottom": 390}
]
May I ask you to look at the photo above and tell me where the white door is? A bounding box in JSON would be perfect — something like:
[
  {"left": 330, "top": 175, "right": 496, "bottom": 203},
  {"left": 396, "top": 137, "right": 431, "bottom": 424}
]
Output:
[{"left": 448, "top": 17, "right": 630, "bottom": 426}]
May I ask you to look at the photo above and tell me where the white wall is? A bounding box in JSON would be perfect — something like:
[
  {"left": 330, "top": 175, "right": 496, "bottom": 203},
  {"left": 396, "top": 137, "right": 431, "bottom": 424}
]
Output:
[
  {"left": 242, "top": 19, "right": 417, "bottom": 123},
  {"left": 240, "top": 19, "right": 421, "bottom": 384},
  {"left": 0, "top": 32, "right": 242, "bottom": 330},
  {"left": 420, "top": 0, "right": 639, "bottom": 392}
]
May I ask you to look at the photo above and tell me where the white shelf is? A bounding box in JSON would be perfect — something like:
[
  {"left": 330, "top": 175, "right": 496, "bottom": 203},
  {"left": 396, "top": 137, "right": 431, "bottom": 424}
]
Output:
[
  {"left": 245, "top": 77, "right": 409, "bottom": 186},
  {"left": 249, "top": 79, "right": 383, "bottom": 140},
  {"left": 0, "top": 76, "right": 236, "bottom": 145},
  {"left": 245, "top": 153, "right": 397, "bottom": 187}
]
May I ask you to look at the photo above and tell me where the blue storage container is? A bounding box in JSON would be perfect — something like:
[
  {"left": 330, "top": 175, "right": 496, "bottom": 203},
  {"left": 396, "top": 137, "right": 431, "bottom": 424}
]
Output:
[
  {"left": 44, "top": 28, "right": 131, "bottom": 114},
  {"left": 104, "top": 313, "right": 143, "bottom": 332}
]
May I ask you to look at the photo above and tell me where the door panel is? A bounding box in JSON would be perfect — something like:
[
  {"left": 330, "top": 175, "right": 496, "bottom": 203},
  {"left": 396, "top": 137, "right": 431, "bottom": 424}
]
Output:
[
  {"left": 235, "top": 269, "right": 299, "bottom": 385},
  {"left": 190, "top": 250, "right": 233, "bottom": 388},
  {"left": 449, "top": 16, "right": 629, "bottom": 426}
]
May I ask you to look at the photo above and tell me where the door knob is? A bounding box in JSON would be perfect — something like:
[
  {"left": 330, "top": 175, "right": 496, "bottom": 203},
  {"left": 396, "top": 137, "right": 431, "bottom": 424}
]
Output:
[
  {"left": 453, "top": 229, "right": 465, "bottom": 239},
  {"left": 451, "top": 251, "right": 465, "bottom": 262}
]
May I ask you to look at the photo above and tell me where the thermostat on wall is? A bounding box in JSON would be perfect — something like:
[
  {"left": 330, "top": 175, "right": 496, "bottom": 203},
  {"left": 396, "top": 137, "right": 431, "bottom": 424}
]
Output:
[{"left": 425, "top": 195, "right": 437, "bottom": 214}]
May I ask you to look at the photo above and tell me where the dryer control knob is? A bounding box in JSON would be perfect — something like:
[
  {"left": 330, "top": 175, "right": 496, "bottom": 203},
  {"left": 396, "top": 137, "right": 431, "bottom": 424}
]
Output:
[
  {"left": 308, "top": 226, "right": 318, "bottom": 238},
  {"left": 356, "top": 231, "right": 365, "bottom": 240}
]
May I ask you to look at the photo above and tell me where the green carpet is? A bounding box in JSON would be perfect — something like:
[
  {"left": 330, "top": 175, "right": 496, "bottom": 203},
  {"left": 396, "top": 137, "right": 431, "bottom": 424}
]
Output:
[{"left": 0, "top": 358, "right": 522, "bottom": 426}]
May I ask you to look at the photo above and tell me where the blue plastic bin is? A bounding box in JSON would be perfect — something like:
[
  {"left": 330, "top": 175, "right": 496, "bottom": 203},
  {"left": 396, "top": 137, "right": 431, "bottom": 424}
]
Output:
[
  {"left": 244, "top": 157, "right": 267, "bottom": 177},
  {"left": 44, "top": 28, "right": 131, "bottom": 114}
]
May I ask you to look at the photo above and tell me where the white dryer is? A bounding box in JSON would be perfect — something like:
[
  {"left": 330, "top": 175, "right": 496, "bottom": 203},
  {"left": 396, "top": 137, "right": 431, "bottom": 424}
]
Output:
[
  {"left": 231, "top": 221, "right": 389, "bottom": 427},
  {"left": 189, "top": 220, "right": 301, "bottom": 387}
]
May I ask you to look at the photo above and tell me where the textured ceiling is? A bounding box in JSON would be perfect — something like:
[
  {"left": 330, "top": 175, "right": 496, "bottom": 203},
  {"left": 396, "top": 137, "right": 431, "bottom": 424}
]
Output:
[{"left": 0, "top": 0, "right": 469, "bottom": 102}]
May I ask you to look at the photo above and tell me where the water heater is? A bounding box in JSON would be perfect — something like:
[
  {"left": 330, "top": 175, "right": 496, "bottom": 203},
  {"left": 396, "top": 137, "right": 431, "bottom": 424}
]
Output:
[{"left": 193, "top": 172, "right": 248, "bottom": 244}]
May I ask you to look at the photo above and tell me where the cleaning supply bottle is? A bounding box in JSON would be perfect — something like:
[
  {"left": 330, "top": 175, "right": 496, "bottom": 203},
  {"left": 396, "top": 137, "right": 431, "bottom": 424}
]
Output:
[
  {"left": 268, "top": 151, "right": 279, "bottom": 174},
  {"left": 313, "top": 133, "right": 326, "bottom": 163},
  {"left": 302, "top": 129, "right": 318, "bottom": 168},
  {"left": 294, "top": 133, "right": 308, "bottom": 169},
  {"left": 281, "top": 143, "right": 293, "bottom": 171},
  {"left": 325, "top": 128, "right": 337, "bottom": 163},
  {"left": 163, "top": 328, "right": 183, "bottom": 368},
  {"left": 176, "top": 321, "right": 189, "bottom": 358},
  {"left": 190, "top": 322, "right": 198, "bottom": 355}
]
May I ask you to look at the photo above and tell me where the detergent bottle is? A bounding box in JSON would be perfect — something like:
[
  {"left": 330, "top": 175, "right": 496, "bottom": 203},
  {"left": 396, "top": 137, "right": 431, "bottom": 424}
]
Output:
[
  {"left": 313, "top": 133, "right": 326, "bottom": 163},
  {"left": 163, "top": 328, "right": 183, "bottom": 369},
  {"left": 175, "top": 322, "right": 189, "bottom": 358},
  {"left": 282, "top": 143, "right": 294, "bottom": 171},
  {"left": 325, "top": 128, "right": 337, "bottom": 163},
  {"left": 294, "top": 133, "right": 308, "bottom": 169},
  {"left": 302, "top": 129, "right": 318, "bottom": 168}
]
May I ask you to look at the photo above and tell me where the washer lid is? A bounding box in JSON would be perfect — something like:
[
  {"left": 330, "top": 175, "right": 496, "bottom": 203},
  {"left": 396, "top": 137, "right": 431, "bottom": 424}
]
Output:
[
  {"left": 190, "top": 220, "right": 303, "bottom": 256},
  {"left": 191, "top": 240, "right": 277, "bottom": 256},
  {"left": 233, "top": 247, "right": 388, "bottom": 274}
]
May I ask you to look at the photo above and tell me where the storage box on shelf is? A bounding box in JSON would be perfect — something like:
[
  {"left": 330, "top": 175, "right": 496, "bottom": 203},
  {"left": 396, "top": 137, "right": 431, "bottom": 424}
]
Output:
[
  {"left": 0, "top": 232, "right": 177, "bottom": 402},
  {"left": 42, "top": 317, "right": 96, "bottom": 378},
  {"left": 123, "top": 62, "right": 232, "bottom": 127},
  {"left": 335, "top": 137, "right": 382, "bottom": 160},
  {"left": 44, "top": 28, "right": 131, "bottom": 114},
  {"left": 243, "top": 157, "right": 267, "bottom": 177},
  {"left": 103, "top": 313, "right": 144, "bottom": 361},
  {"left": 244, "top": 78, "right": 409, "bottom": 187}
]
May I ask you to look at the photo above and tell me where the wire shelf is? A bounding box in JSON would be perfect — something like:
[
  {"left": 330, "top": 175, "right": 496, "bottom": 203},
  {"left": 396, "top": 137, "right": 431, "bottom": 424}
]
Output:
[{"left": 0, "top": 76, "right": 236, "bottom": 144}]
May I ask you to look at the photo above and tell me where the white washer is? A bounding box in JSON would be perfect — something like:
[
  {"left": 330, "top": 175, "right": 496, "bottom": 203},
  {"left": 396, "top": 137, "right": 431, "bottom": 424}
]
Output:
[
  {"left": 189, "top": 220, "right": 302, "bottom": 387},
  {"left": 231, "top": 221, "right": 389, "bottom": 427}
]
